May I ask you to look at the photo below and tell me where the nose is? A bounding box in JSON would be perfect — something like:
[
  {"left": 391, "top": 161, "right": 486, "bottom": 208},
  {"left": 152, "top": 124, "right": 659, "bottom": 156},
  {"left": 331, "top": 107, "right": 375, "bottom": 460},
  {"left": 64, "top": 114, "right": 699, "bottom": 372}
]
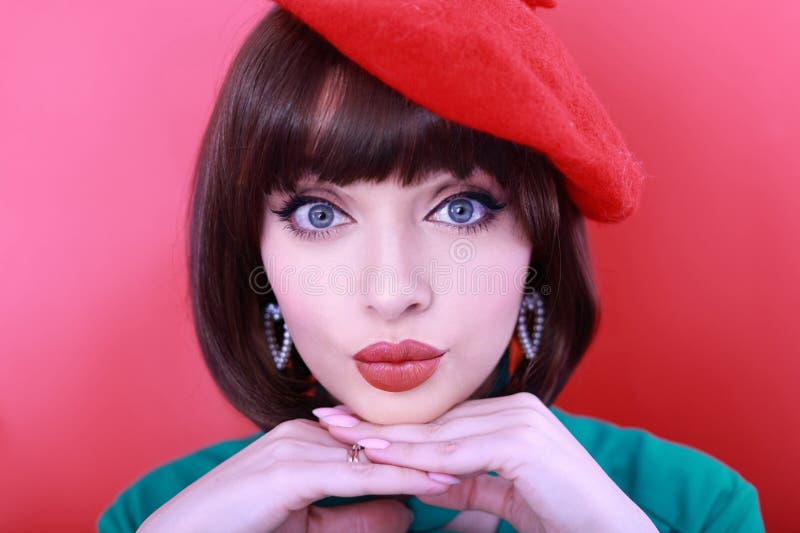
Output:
[{"left": 359, "top": 225, "right": 433, "bottom": 322}]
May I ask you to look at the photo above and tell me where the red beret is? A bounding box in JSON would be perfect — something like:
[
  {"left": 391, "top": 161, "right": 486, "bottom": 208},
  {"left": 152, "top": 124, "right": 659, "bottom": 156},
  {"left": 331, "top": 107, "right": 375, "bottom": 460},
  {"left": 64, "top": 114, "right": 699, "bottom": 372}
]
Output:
[{"left": 272, "top": 0, "right": 649, "bottom": 223}]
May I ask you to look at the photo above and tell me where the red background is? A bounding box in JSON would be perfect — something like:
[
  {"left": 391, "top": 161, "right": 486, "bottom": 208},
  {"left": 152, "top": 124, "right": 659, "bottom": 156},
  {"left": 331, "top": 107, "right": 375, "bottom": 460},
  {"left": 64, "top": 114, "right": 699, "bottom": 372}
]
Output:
[{"left": 1, "top": 1, "right": 796, "bottom": 530}]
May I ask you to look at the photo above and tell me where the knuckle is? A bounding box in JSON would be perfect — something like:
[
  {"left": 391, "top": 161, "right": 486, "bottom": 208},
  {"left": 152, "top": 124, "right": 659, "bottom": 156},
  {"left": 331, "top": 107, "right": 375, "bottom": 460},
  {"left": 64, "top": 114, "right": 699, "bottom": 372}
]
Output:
[
  {"left": 514, "top": 406, "right": 546, "bottom": 428},
  {"left": 426, "top": 421, "right": 445, "bottom": 439},
  {"left": 437, "top": 440, "right": 459, "bottom": 456},
  {"left": 268, "top": 420, "right": 297, "bottom": 439},
  {"left": 263, "top": 437, "right": 306, "bottom": 461},
  {"left": 267, "top": 418, "right": 319, "bottom": 442},
  {"left": 514, "top": 391, "right": 545, "bottom": 411}
]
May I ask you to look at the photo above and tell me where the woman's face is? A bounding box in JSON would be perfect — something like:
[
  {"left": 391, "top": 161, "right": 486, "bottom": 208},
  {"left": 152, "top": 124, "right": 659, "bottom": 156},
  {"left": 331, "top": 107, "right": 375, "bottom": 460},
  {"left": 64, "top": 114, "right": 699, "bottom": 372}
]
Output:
[{"left": 260, "top": 169, "right": 533, "bottom": 424}]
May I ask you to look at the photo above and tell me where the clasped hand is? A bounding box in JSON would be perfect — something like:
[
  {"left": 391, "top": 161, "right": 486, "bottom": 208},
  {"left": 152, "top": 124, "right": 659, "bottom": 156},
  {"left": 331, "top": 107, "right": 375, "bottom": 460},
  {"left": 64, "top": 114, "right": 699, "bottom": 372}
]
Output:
[{"left": 314, "top": 392, "right": 657, "bottom": 533}]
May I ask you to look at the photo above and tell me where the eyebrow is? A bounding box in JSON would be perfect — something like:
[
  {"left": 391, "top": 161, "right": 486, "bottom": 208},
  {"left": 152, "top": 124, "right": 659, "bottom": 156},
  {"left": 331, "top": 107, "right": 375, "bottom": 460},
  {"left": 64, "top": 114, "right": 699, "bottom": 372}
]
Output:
[
  {"left": 429, "top": 177, "right": 461, "bottom": 200},
  {"left": 295, "top": 172, "right": 497, "bottom": 205},
  {"left": 295, "top": 186, "right": 349, "bottom": 205},
  {"left": 427, "top": 172, "right": 503, "bottom": 202}
]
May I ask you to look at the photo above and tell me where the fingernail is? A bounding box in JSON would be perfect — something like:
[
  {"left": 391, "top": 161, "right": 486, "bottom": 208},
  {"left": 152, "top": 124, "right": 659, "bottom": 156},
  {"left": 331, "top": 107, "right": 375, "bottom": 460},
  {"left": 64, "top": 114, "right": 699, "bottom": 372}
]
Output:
[
  {"left": 321, "top": 414, "right": 360, "bottom": 427},
  {"left": 427, "top": 472, "right": 461, "bottom": 484},
  {"left": 333, "top": 404, "right": 355, "bottom": 414},
  {"left": 357, "top": 438, "right": 391, "bottom": 449},
  {"left": 312, "top": 407, "right": 347, "bottom": 418}
]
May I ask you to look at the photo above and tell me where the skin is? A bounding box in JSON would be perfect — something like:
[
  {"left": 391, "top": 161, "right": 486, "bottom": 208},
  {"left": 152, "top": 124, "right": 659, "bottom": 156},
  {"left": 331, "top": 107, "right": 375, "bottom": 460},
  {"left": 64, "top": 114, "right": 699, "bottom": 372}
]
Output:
[
  {"left": 260, "top": 169, "right": 659, "bottom": 530},
  {"left": 315, "top": 395, "right": 659, "bottom": 532},
  {"left": 260, "top": 168, "right": 534, "bottom": 425},
  {"left": 141, "top": 165, "right": 656, "bottom": 533}
]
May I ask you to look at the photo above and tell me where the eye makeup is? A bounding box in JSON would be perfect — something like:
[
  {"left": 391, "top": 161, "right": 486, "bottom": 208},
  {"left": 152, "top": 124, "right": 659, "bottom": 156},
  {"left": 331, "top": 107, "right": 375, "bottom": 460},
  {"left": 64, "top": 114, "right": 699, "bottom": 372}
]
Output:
[{"left": 269, "top": 188, "right": 508, "bottom": 242}]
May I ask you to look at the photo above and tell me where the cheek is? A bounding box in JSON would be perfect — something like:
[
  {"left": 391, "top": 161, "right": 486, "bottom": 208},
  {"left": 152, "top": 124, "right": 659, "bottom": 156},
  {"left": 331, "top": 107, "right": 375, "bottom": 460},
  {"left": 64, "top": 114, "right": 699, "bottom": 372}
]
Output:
[
  {"left": 464, "top": 227, "right": 532, "bottom": 307},
  {"left": 262, "top": 260, "right": 333, "bottom": 348},
  {"left": 452, "top": 283, "right": 522, "bottom": 348},
  {"left": 260, "top": 231, "right": 347, "bottom": 368},
  {"left": 260, "top": 221, "right": 325, "bottom": 303},
  {"left": 446, "top": 237, "right": 532, "bottom": 351}
]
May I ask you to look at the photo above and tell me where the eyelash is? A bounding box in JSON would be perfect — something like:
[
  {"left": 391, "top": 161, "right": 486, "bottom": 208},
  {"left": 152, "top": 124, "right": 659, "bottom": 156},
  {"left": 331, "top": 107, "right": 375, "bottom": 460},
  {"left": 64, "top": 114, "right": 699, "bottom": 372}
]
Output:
[{"left": 270, "top": 190, "right": 507, "bottom": 241}]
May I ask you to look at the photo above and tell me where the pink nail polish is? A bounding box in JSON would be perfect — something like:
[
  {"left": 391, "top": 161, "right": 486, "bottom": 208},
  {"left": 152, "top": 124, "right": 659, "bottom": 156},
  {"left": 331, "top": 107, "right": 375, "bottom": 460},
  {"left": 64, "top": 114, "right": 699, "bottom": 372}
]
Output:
[
  {"left": 321, "top": 414, "right": 360, "bottom": 427},
  {"left": 358, "top": 438, "right": 391, "bottom": 449},
  {"left": 312, "top": 407, "right": 347, "bottom": 418},
  {"left": 427, "top": 472, "right": 461, "bottom": 485},
  {"left": 333, "top": 404, "right": 355, "bottom": 414}
]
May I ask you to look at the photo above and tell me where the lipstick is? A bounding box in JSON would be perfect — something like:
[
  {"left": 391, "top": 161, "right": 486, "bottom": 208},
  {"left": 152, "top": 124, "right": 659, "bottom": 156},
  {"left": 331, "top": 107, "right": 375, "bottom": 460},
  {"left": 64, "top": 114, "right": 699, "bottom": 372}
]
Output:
[{"left": 353, "top": 339, "right": 447, "bottom": 392}]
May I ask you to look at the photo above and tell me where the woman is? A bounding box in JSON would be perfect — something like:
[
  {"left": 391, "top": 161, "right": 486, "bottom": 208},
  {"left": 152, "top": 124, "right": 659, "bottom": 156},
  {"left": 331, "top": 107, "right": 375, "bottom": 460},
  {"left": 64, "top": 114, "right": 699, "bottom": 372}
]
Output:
[{"left": 98, "top": 2, "right": 765, "bottom": 532}]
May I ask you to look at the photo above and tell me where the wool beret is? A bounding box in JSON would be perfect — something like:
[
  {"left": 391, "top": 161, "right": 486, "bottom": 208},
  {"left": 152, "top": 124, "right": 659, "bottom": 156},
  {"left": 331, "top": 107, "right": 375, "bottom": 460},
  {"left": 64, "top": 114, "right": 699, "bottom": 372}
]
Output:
[{"left": 272, "top": 0, "right": 648, "bottom": 223}]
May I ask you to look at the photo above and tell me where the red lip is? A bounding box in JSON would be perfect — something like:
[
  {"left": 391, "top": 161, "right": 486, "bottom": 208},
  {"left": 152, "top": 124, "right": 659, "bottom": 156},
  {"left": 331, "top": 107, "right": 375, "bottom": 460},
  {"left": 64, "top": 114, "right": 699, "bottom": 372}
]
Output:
[
  {"left": 354, "top": 339, "right": 447, "bottom": 363},
  {"left": 354, "top": 339, "right": 447, "bottom": 392}
]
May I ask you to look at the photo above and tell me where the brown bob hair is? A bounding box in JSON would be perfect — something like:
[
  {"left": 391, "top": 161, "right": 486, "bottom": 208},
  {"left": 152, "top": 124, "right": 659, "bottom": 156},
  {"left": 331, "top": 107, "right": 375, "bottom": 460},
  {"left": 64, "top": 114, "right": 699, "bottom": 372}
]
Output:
[{"left": 187, "top": 5, "right": 600, "bottom": 431}]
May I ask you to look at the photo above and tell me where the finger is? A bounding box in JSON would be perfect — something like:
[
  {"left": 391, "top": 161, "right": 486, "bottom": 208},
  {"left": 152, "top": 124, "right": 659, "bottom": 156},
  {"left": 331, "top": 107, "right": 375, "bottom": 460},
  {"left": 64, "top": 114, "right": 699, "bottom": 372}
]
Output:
[
  {"left": 307, "top": 499, "right": 414, "bottom": 533},
  {"left": 265, "top": 438, "right": 374, "bottom": 464},
  {"left": 433, "top": 392, "right": 562, "bottom": 429},
  {"left": 415, "top": 473, "right": 538, "bottom": 526},
  {"left": 277, "top": 460, "right": 454, "bottom": 506},
  {"left": 356, "top": 430, "right": 520, "bottom": 477},
  {"left": 315, "top": 413, "right": 362, "bottom": 432},
  {"left": 272, "top": 417, "right": 397, "bottom": 456},
  {"left": 312, "top": 407, "right": 351, "bottom": 418},
  {"left": 266, "top": 418, "right": 355, "bottom": 447},
  {"left": 321, "top": 407, "right": 558, "bottom": 445},
  {"left": 313, "top": 410, "right": 367, "bottom": 433},
  {"left": 415, "top": 472, "right": 512, "bottom": 513},
  {"left": 432, "top": 395, "right": 577, "bottom": 447},
  {"left": 332, "top": 404, "right": 356, "bottom": 415}
]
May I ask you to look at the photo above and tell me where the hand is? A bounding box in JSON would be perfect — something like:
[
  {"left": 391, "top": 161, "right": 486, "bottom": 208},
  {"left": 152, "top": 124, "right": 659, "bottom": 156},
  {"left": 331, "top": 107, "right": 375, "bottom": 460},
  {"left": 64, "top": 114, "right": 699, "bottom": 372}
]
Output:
[
  {"left": 137, "top": 417, "right": 453, "bottom": 532},
  {"left": 316, "top": 393, "right": 659, "bottom": 533}
]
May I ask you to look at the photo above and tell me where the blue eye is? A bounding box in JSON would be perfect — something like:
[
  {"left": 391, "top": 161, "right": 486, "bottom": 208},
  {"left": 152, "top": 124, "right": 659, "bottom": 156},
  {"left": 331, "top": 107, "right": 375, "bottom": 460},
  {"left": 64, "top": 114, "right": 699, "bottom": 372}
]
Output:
[
  {"left": 270, "top": 195, "right": 352, "bottom": 241},
  {"left": 431, "top": 196, "right": 482, "bottom": 225},
  {"left": 270, "top": 190, "right": 507, "bottom": 241},
  {"left": 426, "top": 192, "right": 507, "bottom": 235},
  {"left": 295, "top": 202, "right": 346, "bottom": 230}
]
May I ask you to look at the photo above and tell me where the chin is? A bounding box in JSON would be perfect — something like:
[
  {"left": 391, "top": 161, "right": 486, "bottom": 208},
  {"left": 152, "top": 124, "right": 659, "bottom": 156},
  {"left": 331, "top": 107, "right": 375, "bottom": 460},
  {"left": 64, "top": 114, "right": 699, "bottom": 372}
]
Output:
[{"left": 353, "top": 394, "right": 449, "bottom": 425}]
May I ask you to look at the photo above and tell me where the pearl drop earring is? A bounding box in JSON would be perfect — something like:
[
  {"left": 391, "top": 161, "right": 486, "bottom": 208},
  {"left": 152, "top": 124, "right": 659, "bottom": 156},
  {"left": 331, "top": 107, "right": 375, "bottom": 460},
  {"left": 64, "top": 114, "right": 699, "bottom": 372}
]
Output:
[
  {"left": 264, "top": 302, "right": 293, "bottom": 370},
  {"left": 516, "top": 289, "right": 545, "bottom": 361}
]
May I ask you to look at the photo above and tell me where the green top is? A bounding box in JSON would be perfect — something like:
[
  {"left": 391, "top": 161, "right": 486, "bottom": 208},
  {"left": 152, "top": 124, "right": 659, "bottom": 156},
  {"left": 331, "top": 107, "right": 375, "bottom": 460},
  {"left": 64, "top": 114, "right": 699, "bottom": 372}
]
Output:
[
  {"left": 97, "top": 406, "right": 765, "bottom": 532},
  {"left": 98, "top": 351, "right": 765, "bottom": 532}
]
